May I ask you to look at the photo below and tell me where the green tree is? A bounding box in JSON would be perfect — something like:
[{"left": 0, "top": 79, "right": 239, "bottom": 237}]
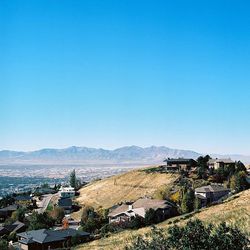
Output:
[
  {"left": 81, "top": 217, "right": 100, "bottom": 233},
  {"left": 235, "top": 161, "right": 246, "bottom": 173},
  {"left": 235, "top": 171, "right": 249, "bottom": 192},
  {"left": 230, "top": 175, "right": 237, "bottom": 191},
  {"left": 194, "top": 197, "right": 202, "bottom": 210},
  {"left": 196, "top": 155, "right": 210, "bottom": 179},
  {"left": 210, "top": 222, "right": 249, "bottom": 250},
  {"left": 0, "top": 239, "right": 8, "bottom": 250},
  {"left": 70, "top": 169, "right": 77, "bottom": 188},
  {"left": 28, "top": 212, "right": 55, "bottom": 230},
  {"left": 181, "top": 189, "right": 195, "bottom": 214},
  {"left": 81, "top": 205, "right": 96, "bottom": 224},
  {"left": 11, "top": 207, "right": 27, "bottom": 222},
  {"left": 49, "top": 207, "right": 65, "bottom": 224},
  {"left": 129, "top": 215, "right": 145, "bottom": 229}
]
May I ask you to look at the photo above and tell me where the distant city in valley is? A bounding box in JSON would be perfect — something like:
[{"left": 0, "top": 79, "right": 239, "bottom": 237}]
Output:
[{"left": 0, "top": 145, "right": 250, "bottom": 198}]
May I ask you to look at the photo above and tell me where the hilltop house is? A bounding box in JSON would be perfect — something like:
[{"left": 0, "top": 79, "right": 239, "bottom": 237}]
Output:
[
  {"left": 108, "top": 198, "right": 175, "bottom": 224},
  {"left": 17, "top": 228, "right": 90, "bottom": 250},
  {"left": 208, "top": 158, "right": 235, "bottom": 170},
  {"left": 195, "top": 184, "right": 230, "bottom": 206},
  {"left": 59, "top": 186, "right": 75, "bottom": 198},
  {"left": 164, "top": 158, "right": 197, "bottom": 172}
]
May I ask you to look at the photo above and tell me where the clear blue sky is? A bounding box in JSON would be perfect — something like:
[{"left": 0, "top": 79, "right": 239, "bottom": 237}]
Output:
[{"left": 1, "top": 0, "right": 250, "bottom": 154}]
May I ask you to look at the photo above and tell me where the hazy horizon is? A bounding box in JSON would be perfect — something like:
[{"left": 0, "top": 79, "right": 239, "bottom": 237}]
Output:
[{"left": 1, "top": 144, "right": 250, "bottom": 157}]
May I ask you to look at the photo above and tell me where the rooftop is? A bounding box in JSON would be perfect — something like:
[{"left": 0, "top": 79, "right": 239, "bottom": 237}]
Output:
[
  {"left": 109, "top": 198, "right": 172, "bottom": 218},
  {"left": 58, "top": 198, "right": 72, "bottom": 207},
  {"left": 17, "top": 228, "right": 89, "bottom": 245},
  {"left": 195, "top": 184, "right": 229, "bottom": 193},
  {"left": 15, "top": 195, "right": 32, "bottom": 201},
  {"left": 164, "top": 158, "right": 196, "bottom": 164},
  {"left": 208, "top": 158, "right": 234, "bottom": 164}
]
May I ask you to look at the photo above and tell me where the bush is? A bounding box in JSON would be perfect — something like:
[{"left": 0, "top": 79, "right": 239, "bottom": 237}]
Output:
[
  {"left": 125, "top": 219, "right": 250, "bottom": 250},
  {"left": 100, "top": 223, "right": 121, "bottom": 237},
  {"left": 28, "top": 212, "right": 55, "bottom": 230},
  {"left": 0, "top": 239, "right": 8, "bottom": 250}
]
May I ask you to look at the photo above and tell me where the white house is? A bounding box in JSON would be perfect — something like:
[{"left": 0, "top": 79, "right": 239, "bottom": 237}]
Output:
[{"left": 59, "top": 186, "right": 75, "bottom": 198}]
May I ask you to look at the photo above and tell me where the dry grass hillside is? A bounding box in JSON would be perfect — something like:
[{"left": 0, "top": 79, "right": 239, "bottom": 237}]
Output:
[
  {"left": 75, "top": 189, "right": 250, "bottom": 250},
  {"left": 76, "top": 168, "right": 179, "bottom": 210}
]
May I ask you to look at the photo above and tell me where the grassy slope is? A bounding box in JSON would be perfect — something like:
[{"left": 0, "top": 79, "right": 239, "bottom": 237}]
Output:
[
  {"left": 76, "top": 189, "right": 250, "bottom": 250},
  {"left": 75, "top": 168, "right": 179, "bottom": 210}
]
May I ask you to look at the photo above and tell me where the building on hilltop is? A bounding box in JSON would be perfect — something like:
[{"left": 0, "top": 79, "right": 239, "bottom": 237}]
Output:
[
  {"left": 208, "top": 158, "right": 235, "bottom": 170},
  {"left": 163, "top": 158, "right": 197, "bottom": 172},
  {"left": 195, "top": 184, "right": 230, "bottom": 206},
  {"left": 59, "top": 186, "right": 75, "bottom": 198}
]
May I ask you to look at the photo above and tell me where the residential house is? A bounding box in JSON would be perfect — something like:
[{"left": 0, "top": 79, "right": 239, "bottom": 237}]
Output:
[
  {"left": 17, "top": 228, "right": 90, "bottom": 250},
  {"left": 0, "top": 204, "right": 18, "bottom": 221},
  {"left": 0, "top": 220, "right": 26, "bottom": 237},
  {"left": 208, "top": 158, "right": 235, "bottom": 170},
  {"left": 58, "top": 198, "right": 73, "bottom": 214},
  {"left": 59, "top": 186, "right": 75, "bottom": 198},
  {"left": 195, "top": 184, "right": 230, "bottom": 206},
  {"left": 108, "top": 198, "right": 175, "bottom": 224},
  {"left": 164, "top": 158, "right": 197, "bottom": 172}
]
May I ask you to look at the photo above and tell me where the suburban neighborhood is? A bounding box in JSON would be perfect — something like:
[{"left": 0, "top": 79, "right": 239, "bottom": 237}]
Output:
[{"left": 0, "top": 155, "right": 249, "bottom": 249}]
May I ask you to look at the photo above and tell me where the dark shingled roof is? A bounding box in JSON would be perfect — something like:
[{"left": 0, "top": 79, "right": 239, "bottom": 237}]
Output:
[
  {"left": 164, "top": 158, "right": 196, "bottom": 164},
  {"left": 0, "top": 204, "right": 18, "bottom": 212},
  {"left": 208, "top": 158, "right": 234, "bottom": 164},
  {"left": 17, "top": 228, "right": 90, "bottom": 245},
  {"left": 15, "top": 195, "right": 32, "bottom": 201},
  {"left": 0, "top": 221, "right": 25, "bottom": 236},
  {"left": 58, "top": 198, "right": 72, "bottom": 208}
]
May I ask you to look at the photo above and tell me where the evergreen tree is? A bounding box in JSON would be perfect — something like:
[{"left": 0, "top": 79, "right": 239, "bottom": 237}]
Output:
[
  {"left": 70, "top": 169, "right": 77, "bottom": 188},
  {"left": 235, "top": 161, "right": 246, "bottom": 173}
]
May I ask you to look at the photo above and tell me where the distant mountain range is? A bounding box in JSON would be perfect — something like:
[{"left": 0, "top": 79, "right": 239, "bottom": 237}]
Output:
[{"left": 0, "top": 146, "right": 249, "bottom": 164}]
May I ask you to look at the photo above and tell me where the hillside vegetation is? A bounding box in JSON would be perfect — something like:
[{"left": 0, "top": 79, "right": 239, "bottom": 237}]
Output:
[
  {"left": 75, "top": 189, "right": 250, "bottom": 250},
  {"left": 74, "top": 168, "right": 179, "bottom": 215}
]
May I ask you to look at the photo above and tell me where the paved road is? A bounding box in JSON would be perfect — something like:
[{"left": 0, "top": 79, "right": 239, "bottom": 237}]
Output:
[{"left": 36, "top": 194, "right": 55, "bottom": 213}]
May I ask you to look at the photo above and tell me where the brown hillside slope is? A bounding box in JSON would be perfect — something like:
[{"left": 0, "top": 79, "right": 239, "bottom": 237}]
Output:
[
  {"left": 76, "top": 169, "right": 179, "bottom": 210},
  {"left": 75, "top": 189, "right": 250, "bottom": 250}
]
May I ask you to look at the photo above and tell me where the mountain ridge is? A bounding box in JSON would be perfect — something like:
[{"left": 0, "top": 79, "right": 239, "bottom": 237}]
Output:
[{"left": 0, "top": 146, "right": 249, "bottom": 164}]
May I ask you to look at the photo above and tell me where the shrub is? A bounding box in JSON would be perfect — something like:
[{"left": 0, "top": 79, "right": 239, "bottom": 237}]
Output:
[
  {"left": 125, "top": 219, "right": 250, "bottom": 250},
  {"left": 0, "top": 239, "right": 8, "bottom": 250}
]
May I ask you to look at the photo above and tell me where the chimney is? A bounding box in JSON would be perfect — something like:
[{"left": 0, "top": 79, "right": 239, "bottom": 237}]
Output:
[{"left": 128, "top": 204, "right": 133, "bottom": 210}]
